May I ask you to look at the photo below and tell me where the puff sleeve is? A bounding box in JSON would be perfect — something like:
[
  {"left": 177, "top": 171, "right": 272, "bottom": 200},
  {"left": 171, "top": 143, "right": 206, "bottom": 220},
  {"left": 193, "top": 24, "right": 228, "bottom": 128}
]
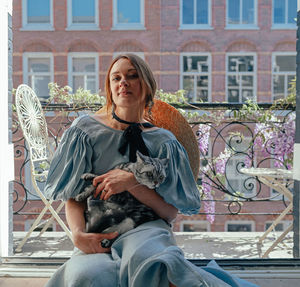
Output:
[
  {"left": 44, "top": 126, "right": 93, "bottom": 201},
  {"left": 155, "top": 140, "right": 201, "bottom": 215}
]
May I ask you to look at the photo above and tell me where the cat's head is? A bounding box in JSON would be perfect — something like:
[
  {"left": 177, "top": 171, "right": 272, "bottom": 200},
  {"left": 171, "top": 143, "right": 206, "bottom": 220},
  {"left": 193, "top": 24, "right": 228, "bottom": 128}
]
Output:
[{"left": 135, "top": 151, "right": 168, "bottom": 189}]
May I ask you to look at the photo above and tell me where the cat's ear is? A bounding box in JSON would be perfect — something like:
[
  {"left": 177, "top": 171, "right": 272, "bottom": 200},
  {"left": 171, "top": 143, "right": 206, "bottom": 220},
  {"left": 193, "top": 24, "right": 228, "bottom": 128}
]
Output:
[
  {"left": 161, "top": 158, "right": 169, "bottom": 167},
  {"left": 136, "top": 150, "right": 146, "bottom": 162}
]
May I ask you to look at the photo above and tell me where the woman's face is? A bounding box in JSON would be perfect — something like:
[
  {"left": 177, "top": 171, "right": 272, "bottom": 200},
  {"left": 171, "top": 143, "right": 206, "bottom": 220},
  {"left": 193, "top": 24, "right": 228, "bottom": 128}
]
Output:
[{"left": 109, "top": 58, "right": 146, "bottom": 110}]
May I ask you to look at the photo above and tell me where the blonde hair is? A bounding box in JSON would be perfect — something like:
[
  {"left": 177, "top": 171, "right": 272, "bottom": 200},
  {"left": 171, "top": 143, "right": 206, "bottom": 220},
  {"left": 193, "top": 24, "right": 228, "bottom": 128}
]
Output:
[{"left": 105, "top": 53, "right": 156, "bottom": 112}]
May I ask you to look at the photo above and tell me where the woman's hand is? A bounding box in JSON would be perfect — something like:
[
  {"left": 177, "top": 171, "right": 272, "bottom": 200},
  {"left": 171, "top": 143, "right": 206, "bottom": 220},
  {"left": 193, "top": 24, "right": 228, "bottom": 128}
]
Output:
[
  {"left": 92, "top": 169, "right": 137, "bottom": 200},
  {"left": 72, "top": 230, "right": 119, "bottom": 254}
]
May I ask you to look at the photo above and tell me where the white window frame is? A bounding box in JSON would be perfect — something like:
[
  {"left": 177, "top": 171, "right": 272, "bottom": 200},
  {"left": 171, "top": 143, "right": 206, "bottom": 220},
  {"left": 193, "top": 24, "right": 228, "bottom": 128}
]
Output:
[
  {"left": 226, "top": 52, "right": 257, "bottom": 103},
  {"left": 179, "top": 0, "right": 212, "bottom": 30},
  {"left": 265, "top": 220, "right": 292, "bottom": 232},
  {"left": 112, "top": 0, "right": 145, "bottom": 30},
  {"left": 180, "top": 220, "right": 210, "bottom": 232},
  {"left": 180, "top": 52, "right": 211, "bottom": 102},
  {"left": 68, "top": 52, "right": 99, "bottom": 94},
  {"left": 271, "top": 52, "right": 296, "bottom": 102},
  {"left": 21, "top": 0, "right": 54, "bottom": 31},
  {"left": 272, "top": 0, "right": 297, "bottom": 29},
  {"left": 225, "top": 220, "right": 255, "bottom": 232},
  {"left": 66, "top": 0, "right": 100, "bottom": 31},
  {"left": 226, "top": 0, "right": 258, "bottom": 30},
  {"left": 23, "top": 52, "right": 54, "bottom": 100}
]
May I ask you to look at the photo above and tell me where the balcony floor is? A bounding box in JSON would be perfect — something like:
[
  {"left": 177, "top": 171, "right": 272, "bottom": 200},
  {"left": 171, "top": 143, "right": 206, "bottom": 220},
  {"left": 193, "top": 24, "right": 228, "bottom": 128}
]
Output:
[{"left": 0, "top": 231, "right": 299, "bottom": 287}]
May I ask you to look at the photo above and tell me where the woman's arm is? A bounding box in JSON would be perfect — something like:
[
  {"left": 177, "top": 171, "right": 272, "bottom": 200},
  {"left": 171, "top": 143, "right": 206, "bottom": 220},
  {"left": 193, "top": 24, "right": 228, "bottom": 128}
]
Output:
[
  {"left": 93, "top": 169, "right": 178, "bottom": 223},
  {"left": 65, "top": 198, "right": 119, "bottom": 254}
]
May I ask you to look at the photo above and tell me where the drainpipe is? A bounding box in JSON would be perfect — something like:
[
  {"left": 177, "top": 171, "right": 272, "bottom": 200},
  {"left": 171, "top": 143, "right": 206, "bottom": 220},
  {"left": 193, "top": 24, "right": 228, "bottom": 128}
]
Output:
[{"left": 293, "top": 2, "right": 300, "bottom": 258}]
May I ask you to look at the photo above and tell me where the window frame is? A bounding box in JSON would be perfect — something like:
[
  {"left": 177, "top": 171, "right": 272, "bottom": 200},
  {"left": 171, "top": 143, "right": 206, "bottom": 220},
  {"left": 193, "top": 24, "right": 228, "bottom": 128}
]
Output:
[
  {"left": 66, "top": 0, "right": 100, "bottom": 31},
  {"left": 23, "top": 52, "right": 54, "bottom": 100},
  {"left": 112, "top": 0, "right": 145, "bottom": 30},
  {"left": 179, "top": 0, "right": 212, "bottom": 30},
  {"left": 271, "top": 52, "right": 296, "bottom": 102},
  {"left": 225, "top": 220, "right": 255, "bottom": 232},
  {"left": 67, "top": 52, "right": 99, "bottom": 94},
  {"left": 272, "top": 0, "right": 297, "bottom": 29},
  {"left": 180, "top": 220, "right": 211, "bottom": 232},
  {"left": 21, "top": 0, "right": 54, "bottom": 31},
  {"left": 180, "top": 52, "right": 211, "bottom": 102},
  {"left": 226, "top": 0, "right": 258, "bottom": 30},
  {"left": 226, "top": 52, "right": 257, "bottom": 103}
]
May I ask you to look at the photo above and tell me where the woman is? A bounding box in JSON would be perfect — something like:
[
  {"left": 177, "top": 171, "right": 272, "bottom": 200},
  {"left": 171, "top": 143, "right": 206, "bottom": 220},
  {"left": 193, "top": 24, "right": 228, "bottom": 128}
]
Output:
[{"left": 44, "top": 54, "right": 257, "bottom": 287}]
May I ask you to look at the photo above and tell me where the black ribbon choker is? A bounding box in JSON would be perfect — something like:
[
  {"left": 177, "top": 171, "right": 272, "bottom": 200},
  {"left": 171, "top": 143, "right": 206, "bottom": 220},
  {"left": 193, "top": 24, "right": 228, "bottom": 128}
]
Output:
[{"left": 112, "top": 111, "right": 154, "bottom": 162}]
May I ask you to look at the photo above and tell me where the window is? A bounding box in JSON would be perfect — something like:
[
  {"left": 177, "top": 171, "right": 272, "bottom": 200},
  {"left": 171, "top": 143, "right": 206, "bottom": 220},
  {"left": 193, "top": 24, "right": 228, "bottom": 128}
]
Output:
[
  {"left": 22, "top": 0, "right": 53, "bottom": 30},
  {"left": 265, "top": 221, "right": 292, "bottom": 232},
  {"left": 180, "top": 0, "right": 211, "bottom": 29},
  {"left": 225, "top": 137, "right": 256, "bottom": 199},
  {"left": 226, "top": 0, "right": 257, "bottom": 29},
  {"left": 226, "top": 53, "right": 256, "bottom": 103},
  {"left": 23, "top": 53, "right": 53, "bottom": 101},
  {"left": 180, "top": 220, "right": 210, "bottom": 232},
  {"left": 272, "top": 53, "right": 296, "bottom": 101},
  {"left": 180, "top": 53, "right": 211, "bottom": 102},
  {"left": 226, "top": 221, "right": 254, "bottom": 232},
  {"left": 67, "top": 0, "right": 99, "bottom": 30},
  {"left": 113, "top": 0, "right": 145, "bottom": 30},
  {"left": 273, "top": 0, "right": 297, "bottom": 28},
  {"left": 68, "top": 53, "right": 99, "bottom": 94}
]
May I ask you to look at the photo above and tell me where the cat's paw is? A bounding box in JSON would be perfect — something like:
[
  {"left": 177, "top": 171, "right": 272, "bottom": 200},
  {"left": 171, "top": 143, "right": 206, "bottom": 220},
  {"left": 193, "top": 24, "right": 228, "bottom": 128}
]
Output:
[
  {"left": 75, "top": 193, "right": 85, "bottom": 202},
  {"left": 81, "top": 173, "right": 97, "bottom": 181},
  {"left": 101, "top": 239, "right": 112, "bottom": 248}
]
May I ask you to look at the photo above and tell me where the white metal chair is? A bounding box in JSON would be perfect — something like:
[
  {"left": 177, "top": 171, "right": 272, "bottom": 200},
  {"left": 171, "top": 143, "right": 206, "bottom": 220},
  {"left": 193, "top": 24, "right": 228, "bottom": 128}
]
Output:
[{"left": 15, "top": 84, "right": 72, "bottom": 252}]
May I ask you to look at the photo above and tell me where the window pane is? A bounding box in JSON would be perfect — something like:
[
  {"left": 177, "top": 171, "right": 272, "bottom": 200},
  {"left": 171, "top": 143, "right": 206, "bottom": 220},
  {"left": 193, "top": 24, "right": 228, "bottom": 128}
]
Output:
[
  {"left": 29, "top": 75, "right": 50, "bottom": 100},
  {"left": 72, "top": 0, "right": 95, "bottom": 23},
  {"left": 117, "top": 0, "right": 141, "bottom": 23},
  {"left": 242, "top": 89, "right": 253, "bottom": 102},
  {"left": 242, "top": 75, "right": 253, "bottom": 87},
  {"left": 183, "top": 75, "right": 194, "bottom": 101},
  {"left": 182, "top": 0, "right": 194, "bottom": 24},
  {"left": 183, "top": 55, "right": 208, "bottom": 72},
  {"left": 28, "top": 58, "right": 50, "bottom": 72},
  {"left": 288, "top": 0, "right": 297, "bottom": 24},
  {"left": 227, "top": 223, "right": 252, "bottom": 231},
  {"left": 242, "top": 0, "right": 254, "bottom": 24},
  {"left": 228, "top": 89, "right": 239, "bottom": 102},
  {"left": 196, "top": 0, "right": 208, "bottom": 24},
  {"left": 72, "top": 58, "right": 95, "bottom": 72},
  {"left": 27, "top": 0, "right": 50, "bottom": 23},
  {"left": 196, "top": 76, "right": 208, "bottom": 102},
  {"left": 273, "top": 75, "right": 285, "bottom": 100},
  {"left": 86, "top": 75, "right": 96, "bottom": 92},
  {"left": 73, "top": 75, "right": 84, "bottom": 91},
  {"left": 274, "top": 0, "right": 285, "bottom": 24},
  {"left": 228, "top": 0, "right": 240, "bottom": 24},
  {"left": 228, "top": 56, "right": 253, "bottom": 72},
  {"left": 275, "top": 55, "right": 296, "bottom": 72}
]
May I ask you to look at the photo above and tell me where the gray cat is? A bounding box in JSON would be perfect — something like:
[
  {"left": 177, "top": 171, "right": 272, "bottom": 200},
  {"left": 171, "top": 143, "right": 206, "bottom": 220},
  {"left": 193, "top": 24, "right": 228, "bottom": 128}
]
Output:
[{"left": 75, "top": 151, "right": 168, "bottom": 248}]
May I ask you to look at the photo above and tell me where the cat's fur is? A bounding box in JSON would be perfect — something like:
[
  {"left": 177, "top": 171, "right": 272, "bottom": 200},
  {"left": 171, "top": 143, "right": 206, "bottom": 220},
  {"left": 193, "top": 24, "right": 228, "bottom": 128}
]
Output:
[{"left": 75, "top": 151, "right": 168, "bottom": 248}]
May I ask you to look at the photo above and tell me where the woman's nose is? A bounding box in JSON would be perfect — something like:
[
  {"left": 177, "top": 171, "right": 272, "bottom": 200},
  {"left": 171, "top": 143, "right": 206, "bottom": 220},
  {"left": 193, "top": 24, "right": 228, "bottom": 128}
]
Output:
[{"left": 120, "top": 79, "right": 128, "bottom": 86}]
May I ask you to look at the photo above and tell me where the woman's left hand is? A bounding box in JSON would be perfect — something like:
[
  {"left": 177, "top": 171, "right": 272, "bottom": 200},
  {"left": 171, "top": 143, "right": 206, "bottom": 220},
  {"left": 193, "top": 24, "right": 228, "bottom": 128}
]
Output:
[{"left": 92, "top": 169, "right": 137, "bottom": 200}]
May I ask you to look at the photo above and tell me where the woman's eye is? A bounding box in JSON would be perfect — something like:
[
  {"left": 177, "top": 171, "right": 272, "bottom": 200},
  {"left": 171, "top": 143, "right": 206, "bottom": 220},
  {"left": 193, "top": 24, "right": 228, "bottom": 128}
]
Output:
[{"left": 128, "top": 74, "right": 138, "bottom": 79}]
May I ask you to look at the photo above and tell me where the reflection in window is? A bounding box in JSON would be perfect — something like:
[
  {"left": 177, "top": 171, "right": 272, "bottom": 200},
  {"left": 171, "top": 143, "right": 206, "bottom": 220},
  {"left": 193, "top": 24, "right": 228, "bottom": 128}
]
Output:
[
  {"left": 181, "top": 54, "right": 210, "bottom": 102},
  {"left": 69, "top": 54, "right": 98, "bottom": 93},
  {"left": 227, "top": 54, "right": 255, "bottom": 102},
  {"left": 72, "top": 0, "right": 95, "bottom": 24},
  {"left": 272, "top": 53, "right": 296, "bottom": 101},
  {"left": 227, "top": 0, "right": 256, "bottom": 26},
  {"left": 181, "top": 0, "right": 209, "bottom": 26},
  {"left": 27, "top": 0, "right": 50, "bottom": 24},
  {"left": 114, "top": 0, "right": 144, "bottom": 29},
  {"left": 273, "top": 0, "right": 296, "bottom": 26},
  {"left": 23, "top": 54, "right": 53, "bottom": 100},
  {"left": 180, "top": 220, "right": 210, "bottom": 232},
  {"left": 226, "top": 221, "right": 254, "bottom": 231}
]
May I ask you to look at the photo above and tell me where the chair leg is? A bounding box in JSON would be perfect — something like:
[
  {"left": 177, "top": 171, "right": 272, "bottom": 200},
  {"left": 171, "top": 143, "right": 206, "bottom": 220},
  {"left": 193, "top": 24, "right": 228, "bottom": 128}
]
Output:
[
  {"left": 39, "top": 201, "right": 65, "bottom": 236},
  {"left": 15, "top": 205, "right": 49, "bottom": 253}
]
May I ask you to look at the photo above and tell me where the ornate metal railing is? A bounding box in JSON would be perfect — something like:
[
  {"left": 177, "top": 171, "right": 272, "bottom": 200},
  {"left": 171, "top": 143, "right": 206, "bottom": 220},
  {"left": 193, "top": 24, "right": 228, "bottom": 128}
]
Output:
[{"left": 12, "top": 103, "right": 295, "bottom": 228}]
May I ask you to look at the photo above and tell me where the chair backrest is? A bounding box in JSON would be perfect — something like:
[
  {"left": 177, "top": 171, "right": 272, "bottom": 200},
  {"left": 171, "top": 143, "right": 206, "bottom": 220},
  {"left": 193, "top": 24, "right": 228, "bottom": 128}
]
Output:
[{"left": 15, "top": 84, "right": 50, "bottom": 173}]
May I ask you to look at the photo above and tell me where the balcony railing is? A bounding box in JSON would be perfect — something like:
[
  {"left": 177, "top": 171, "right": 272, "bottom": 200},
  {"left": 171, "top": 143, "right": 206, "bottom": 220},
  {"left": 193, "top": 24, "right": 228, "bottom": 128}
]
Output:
[{"left": 12, "top": 102, "right": 296, "bottom": 235}]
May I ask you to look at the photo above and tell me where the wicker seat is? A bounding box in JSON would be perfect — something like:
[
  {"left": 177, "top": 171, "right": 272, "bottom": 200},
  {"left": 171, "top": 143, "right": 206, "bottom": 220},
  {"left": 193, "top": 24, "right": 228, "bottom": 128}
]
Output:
[{"left": 15, "top": 84, "right": 72, "bottom": 252}]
